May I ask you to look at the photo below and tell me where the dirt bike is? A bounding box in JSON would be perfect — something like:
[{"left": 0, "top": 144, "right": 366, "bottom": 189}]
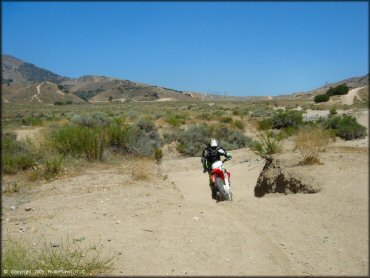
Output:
[{"left": 210, "top": 158, "right": 233, "bottom": 201}]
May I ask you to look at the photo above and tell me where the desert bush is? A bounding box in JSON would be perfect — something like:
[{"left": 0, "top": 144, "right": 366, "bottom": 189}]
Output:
[
  {"left": 165, "top": 113, "right": 186, "bottom": 127},
  {"left": 250, "top": 132, "right": 282, "bottom": 158},
  {"left": 2, "top": 237, "right": 116, "bottom": 276},
  {"left": 71, "top": 112, "right": 112, "bottom": 127},
  {"left": 3, "top": 182, "right": 20, "bottom": 194},
  {"left": 326, "top": 84, "right": 349, "bottom": 96},
  {"left": 162, "top": 132, "right": 180, "bottom": 144},
  {"left": 21, "top": 116, "right": 43, "bottom": 126},
  {"left": 277, "top": 126, "right": 299, "bottom": 140},
  {"left": 295, "top": 127, "right": 332, "bottom": 165},
  {"left": 272, "top": 110, "right": 303, "bottom": 129},
  {"left": 51, "top": 125, "right": 107, "bottom": 161},
  {"left": 213, "top": 110, "right": 225, "bottom": 117},
  {"left": 125, "top": 110, "right": 138, "bottom": 120},
  {"left": 219, "top": 116, "right": 233, "bottom": 124},
  {"left": 197, "top": 112, "right": 212, "bottom": 121},
  {"left": 174, "top": 124, "right": 252, "bottom": 156},
  {"left": 232, "top": 120, "right": 245, "bottom": 130},
  {"left": 176, "top": 125, "right": 211, "bottom": 156},
  {"left": 133, "top": 120, "right": 161, "bottom": 156},
  {"left": 258, "top": 118, "right": 273, "bottom": 130},
  {"left": 329, "top": 107, "right": 337, "bottom": 115},
  {"left": 2, "top": 132, "right": 36, "bottom": 174},
  {"left": 314, "top": 94, "right": 330, "bottom": 103},
  {"left": 250, "top": 107, "right": 272, "bottom": 118},
  {"left": 130, "top": 158, "right": 155, "bottom": 181},
  {"left": 212, "top": 124, "right": 252, "bottom": 151},
  {"left": 108, "top": 120, "right": 160, "bottom": 157},
  {"left": 27, "top": 169, "right": 43, "bottom": 182},
  {"left": 154, "top": 148, "right": 163, "bottom": 163},
  {"left": 43, "top": 156, "right": 64, "bottom": 180},
  {"left": 324, "top": 114, "right": 367, "bottom": 140}
]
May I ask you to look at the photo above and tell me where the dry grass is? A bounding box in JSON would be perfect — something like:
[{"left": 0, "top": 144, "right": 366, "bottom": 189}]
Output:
[
  {"left": 2, "top": 236, "right": 117, "bottom": 276},
  {"left": 129, "top": 157, "right": 157, "bottom": 181},
  {"left": 295, "top": 127, "right": 333, "bottom": 165}
]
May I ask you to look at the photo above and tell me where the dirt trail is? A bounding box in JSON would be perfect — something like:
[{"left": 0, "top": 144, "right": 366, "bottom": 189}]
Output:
[
  {"left": 31, "top": 83, "right": 43, "bottom": 103},
  {"left": 2, "top": 117, "right": 368, "bottom": 275},
  {"left": 342, "top": 86, "right": 366, "bottom": 105}
]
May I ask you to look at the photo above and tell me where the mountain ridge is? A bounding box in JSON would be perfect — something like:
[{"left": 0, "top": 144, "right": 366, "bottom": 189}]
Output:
[{"left": 1, "top": 54, "right": 368, "bottom": 103}]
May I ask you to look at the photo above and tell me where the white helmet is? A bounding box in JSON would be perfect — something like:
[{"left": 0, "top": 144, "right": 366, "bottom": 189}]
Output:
[{"left": 210, "top": 138, "right": 218, "bottom": 148}]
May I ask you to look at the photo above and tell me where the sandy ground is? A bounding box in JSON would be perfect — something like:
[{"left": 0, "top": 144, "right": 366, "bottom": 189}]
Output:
[{"left": 2, "top": 110, "right": 369, "bottom": 276}]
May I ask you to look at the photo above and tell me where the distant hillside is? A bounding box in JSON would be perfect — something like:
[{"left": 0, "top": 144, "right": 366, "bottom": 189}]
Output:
[
  {"left": 306, "top": 74, "right": 369, "bottom": 95},
  {"left": 1, "top": 54, "right": 68, "bottom": 85},
  {"left": 272, "top": 74, "right": 369, "bottom": 102},
  {"left": 1, "top": 55, "right": 216, "bottom": 104}
]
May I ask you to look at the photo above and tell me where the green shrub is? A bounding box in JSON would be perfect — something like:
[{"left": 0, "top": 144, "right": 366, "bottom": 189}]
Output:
[
  {"left": 154, "top": 148, "right": 163, "bottom": 162},
  {"left": 21, "top": 116, "right": 43, "bottom": 126},
  {"left": 250, "top": 108, "right": 272, "bottom": 117},
  {"left": 71, "top": 112, "right": 112, "bottom": 127},
  {"left": 197, "top": 112, "right": 212, "bottom": 121},
  {"left": 2, "top": 238, "right": 116, "bottom": 276},
  {"left": 272, "top": 110, "right": 303, "bottom": 129},
  {"left": 176, "top": 125, "right": 211, "bottom": 156},
  {"left": 162, "top": 132, "right": 180, "bottom": 144},
  {"left": 54, "top": 101, "right": 64, "bottom": 105},
  {"left": 108, "top": 120, "right": 160, "bottom": 156},
  {"left": 219, "top": 116, "right": 233, "bottom": 124},
  {"left": 324, "top": 114, "right": 367, "bottom": 140},
  {"left": 314, "top": 94, "right": 330, "bottom": 103},
  {"left": 250, "top": 133, "right": 282, "bottom": 158},
  {"left": 2, "top": 132, "right": 36, "bottom": 174},
  {"left": 165, "top": 113, "right": 185, "bottom": 127},
  {"left": 134, "top": 120, "right": 161, "bottom": 155},
  {"left": 258, "top": 118, "right": 273, "bottom": 130},
  {"left": 329, "top": 107, "right": 337, "bottom": 115},
  {"left": 212, "top": 124, "right": 252, "bottom": 151},
  {"left": 174, "top": 124, "right": 252, "bottom": 156},
  {"left": 51, "top": 126, "right": 107, "bottom": 161},
  {"left": 326, "top": 84, "right": 349, "bottom": 96},
  {"left": 233, "top": 120, "right": 245, "bottom": 130},
  {"left": 277, "top": 126, "right": 299, "bottom": 140},
  {"left": 44, "top": 156, "right": 64, "bottom": 180}
]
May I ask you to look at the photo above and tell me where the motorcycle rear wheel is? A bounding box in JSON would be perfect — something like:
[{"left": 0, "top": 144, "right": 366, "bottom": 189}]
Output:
[{"left": 215, "top": 177, "right": 229, "bottom": 200}]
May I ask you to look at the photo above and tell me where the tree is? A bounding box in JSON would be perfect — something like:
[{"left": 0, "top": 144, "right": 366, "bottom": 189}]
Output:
[{"left": 314, "top": 94, "right": 329, "bottom": 103}]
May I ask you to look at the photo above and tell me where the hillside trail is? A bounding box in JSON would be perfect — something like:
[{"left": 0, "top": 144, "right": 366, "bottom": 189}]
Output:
[
  {"left": 342, "top": 86, "right": 366, "bottom": 105},
  {"left": 31, "top": 83, "right": 43, "bottom": 103}
]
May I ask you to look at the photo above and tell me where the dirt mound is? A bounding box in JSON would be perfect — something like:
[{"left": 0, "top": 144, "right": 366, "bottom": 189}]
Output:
[{"left": 254, "top": 156, "right": 320, "bottom": 197}]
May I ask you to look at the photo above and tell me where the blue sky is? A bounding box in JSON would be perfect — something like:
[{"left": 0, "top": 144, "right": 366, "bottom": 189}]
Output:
[{"left": 2, "top": 1, "right": 368, "bottom": 96}]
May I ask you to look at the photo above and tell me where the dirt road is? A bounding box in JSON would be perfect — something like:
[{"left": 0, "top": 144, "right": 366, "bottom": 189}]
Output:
[{"left": 342, "top": 86, "right": 366, "bottom": 105}]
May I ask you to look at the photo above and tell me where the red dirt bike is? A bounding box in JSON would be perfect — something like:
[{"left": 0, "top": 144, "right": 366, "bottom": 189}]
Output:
[{"left": 210, "top": 158, "right": 233, "bottom": 201}]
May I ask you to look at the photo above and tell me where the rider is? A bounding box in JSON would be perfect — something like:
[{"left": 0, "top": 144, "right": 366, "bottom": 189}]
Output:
[{"left": 201, "top": 138, "right": 232, "bottom": 200}]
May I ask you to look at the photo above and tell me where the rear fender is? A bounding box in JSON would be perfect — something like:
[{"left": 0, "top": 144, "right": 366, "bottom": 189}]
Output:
[{"left": 212, "top": 168, "right": 225, "bottom": 180}]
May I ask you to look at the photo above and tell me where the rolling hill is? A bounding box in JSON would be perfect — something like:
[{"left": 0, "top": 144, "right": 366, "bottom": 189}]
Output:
[
  {"left": 1, "top": 55, "right": 208, "bottom": 104},
  {"left": 1, "top": 54, "right": 368, "bottom": 104}
]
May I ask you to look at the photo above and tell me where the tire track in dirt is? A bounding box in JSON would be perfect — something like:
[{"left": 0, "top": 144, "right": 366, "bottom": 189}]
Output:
[{"left": 161, "top": 150, "right": 296, "bottom": 275}]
